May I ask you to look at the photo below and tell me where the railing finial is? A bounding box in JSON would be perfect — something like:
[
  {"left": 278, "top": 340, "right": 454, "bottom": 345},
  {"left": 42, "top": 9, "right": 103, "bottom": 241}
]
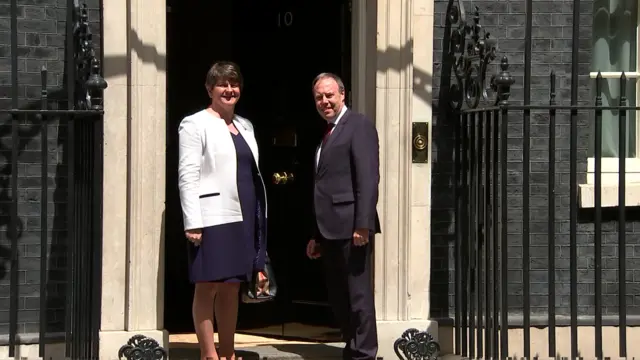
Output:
[
  {"left": 492, "top": 56, "right": 515, "bottom": 106},
  {"left": 73, "top": 1, "right": 108, "bottom": 111},
  {"left": 85, "top": 57, "right": 108, "bottom": 111}
]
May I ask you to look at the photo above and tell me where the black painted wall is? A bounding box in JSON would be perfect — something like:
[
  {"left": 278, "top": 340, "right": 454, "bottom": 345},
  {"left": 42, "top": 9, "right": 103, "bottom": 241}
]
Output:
[
  {"left": 430, "top": 0, "right": 640, "bottom": 323},
  {"left": 0, "top": 0, "right": 100, "bottom": 341}
]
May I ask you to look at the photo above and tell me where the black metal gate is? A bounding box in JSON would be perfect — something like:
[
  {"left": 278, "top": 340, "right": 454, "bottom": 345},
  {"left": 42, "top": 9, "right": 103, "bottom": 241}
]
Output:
[
  {"left": 446, "top": 0, "right": 636, "bottom": 358},
  {"left": 1, "top": 0, "right": 106, "bottom": 358}
]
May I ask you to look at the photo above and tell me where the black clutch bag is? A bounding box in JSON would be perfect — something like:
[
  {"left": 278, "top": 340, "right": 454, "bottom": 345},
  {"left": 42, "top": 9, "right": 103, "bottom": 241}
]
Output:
[{"left": 241, "top": 254, "right": 278, "bottom": 304}]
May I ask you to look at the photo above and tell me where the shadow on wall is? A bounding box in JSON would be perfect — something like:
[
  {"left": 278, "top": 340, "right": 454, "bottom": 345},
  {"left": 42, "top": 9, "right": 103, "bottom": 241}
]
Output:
[
  {"left": 0, "top": 86, "right": 74, "bottom": 335},
  {"left": 376, "top": 38, "right": 434, "bottom": 104}
]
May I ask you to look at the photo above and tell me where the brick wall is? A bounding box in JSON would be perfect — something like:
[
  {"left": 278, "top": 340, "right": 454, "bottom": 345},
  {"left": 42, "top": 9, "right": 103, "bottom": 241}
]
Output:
[
  {"left": 430, "top": 0, "right": 640, "bottom": 323},
  {"left": 0, "top": 0, "right": 100, "bottom": 341}
]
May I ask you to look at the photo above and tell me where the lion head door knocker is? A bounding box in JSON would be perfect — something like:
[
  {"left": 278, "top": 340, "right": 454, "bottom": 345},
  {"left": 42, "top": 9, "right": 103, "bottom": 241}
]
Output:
[{"left": 393, "top": 328, "right": 440, "bottom": 360}]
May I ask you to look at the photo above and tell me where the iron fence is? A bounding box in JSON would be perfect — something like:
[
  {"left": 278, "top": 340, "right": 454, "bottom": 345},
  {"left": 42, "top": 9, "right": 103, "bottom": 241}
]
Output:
[
  {"left": 1, "top": 0, "right": 106, "bottom": 358},
  {"left": 447, "top": 0, "right": 639, "bottom": 358}
]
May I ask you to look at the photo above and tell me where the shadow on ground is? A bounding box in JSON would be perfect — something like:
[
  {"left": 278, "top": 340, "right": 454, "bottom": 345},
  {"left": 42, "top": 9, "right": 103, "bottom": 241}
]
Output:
[{"left": 169, "top": 342, "right": 345, "bottom": 359}]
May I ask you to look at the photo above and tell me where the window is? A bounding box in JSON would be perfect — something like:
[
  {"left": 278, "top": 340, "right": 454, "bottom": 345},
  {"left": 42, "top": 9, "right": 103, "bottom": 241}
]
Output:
[
  {"left": 591, "top": 0, "right": 638, "bottom": 159},
  {"left": 581, "top": 0, "right": 640, "bottom": 207}
]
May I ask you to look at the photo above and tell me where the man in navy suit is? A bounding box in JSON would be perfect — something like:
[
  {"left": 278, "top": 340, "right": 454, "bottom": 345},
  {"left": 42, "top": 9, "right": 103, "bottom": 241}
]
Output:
[{"left": 306, "top": 72, "right": 381, "bottom": 360}]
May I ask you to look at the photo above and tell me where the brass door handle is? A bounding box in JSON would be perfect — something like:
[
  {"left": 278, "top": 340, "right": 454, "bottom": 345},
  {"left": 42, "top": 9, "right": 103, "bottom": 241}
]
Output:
[{"left": 272, "top": 172, "right": 295, "bottom": 185}]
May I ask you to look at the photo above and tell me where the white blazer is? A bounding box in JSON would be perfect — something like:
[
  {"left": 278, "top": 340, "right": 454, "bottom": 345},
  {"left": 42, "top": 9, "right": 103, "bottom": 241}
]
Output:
[{"left": 178, "top": 109, "right": 268, "bottom": 231}]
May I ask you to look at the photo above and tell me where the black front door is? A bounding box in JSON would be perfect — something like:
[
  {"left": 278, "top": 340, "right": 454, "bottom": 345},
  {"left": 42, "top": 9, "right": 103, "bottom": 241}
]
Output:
[{"left": 165, "top": 0, "right": 351, "bottom": 339}]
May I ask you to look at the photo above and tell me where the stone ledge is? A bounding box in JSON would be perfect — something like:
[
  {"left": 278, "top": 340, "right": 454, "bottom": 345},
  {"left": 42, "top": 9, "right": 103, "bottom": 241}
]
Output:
[
  {"left": 0, "top": 342, "right": 65, "bottom": 360},
  {"left": 578, "top": 182, "right": 640, "bottom": 208}
]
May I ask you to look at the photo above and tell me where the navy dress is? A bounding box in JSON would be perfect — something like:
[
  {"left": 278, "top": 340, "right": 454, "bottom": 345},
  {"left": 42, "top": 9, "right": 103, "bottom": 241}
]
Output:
[{"left": 187, "top": 132, "right": 260, "bottom": 284}]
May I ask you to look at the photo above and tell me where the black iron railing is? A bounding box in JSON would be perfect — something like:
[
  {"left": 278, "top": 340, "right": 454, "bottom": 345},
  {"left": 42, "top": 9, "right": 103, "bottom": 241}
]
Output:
[
  {"left": 1, "top": 0, "right": 106, "bottom": 358},
  {"left": 446, "top": 0, "right": 638, "bottom": 358}
]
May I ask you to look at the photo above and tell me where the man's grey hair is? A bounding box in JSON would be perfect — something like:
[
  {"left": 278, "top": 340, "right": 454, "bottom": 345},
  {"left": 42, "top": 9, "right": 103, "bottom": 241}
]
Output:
[{"left": 311, "top": 72, "right": 345, "bottom": 94}]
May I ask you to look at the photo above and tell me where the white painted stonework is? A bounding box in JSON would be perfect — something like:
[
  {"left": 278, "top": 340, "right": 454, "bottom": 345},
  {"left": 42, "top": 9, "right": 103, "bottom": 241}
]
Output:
[
  {"left": 370, "top": 0, "right": 437, "bottom": 358},
  {"left": 99, "top": 0, "right": 168, "bottom": 358}
]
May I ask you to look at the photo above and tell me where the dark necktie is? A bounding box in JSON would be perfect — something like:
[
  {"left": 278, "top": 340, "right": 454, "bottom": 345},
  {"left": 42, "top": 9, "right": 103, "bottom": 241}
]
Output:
[{"left": 322, "top": 122, "right": 335, "bottom": 145}]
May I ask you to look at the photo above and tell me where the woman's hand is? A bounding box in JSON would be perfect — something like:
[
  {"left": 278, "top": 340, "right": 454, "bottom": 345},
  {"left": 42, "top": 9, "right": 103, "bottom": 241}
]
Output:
[{"left": 185, "top": 228, "right": 203, "bottom": 246}]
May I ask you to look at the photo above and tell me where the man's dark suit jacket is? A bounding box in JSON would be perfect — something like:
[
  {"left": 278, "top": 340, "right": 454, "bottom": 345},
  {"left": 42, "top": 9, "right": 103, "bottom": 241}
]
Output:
[{"left": 313, "top": 109, "right": 381, "bottom": 240}]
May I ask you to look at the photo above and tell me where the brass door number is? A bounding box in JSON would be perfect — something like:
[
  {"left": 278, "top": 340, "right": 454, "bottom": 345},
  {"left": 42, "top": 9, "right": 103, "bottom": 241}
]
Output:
[{"left": 412, "top": 122, "right": 429, "bottom": 163}]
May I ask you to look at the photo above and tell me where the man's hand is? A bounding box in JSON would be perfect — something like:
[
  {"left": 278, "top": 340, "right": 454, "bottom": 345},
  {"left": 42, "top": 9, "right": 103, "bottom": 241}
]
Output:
[
  {"left": 306, "top": 239, "right": 322, "bottom": 259},
  {"left": 353, "top": 228, "right": 370, "bottom": 246},
  {"left": 185, "top": 228, "right": 203, "bottom": 246},
  {"left": 257, "top": 271, "right": 269, "bottom": 295}
]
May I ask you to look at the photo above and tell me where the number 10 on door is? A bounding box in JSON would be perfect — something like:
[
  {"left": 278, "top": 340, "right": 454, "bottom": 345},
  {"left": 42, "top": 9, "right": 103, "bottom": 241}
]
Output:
[{"left": 277, "top": 11, "right": 293, "bottom": 27}]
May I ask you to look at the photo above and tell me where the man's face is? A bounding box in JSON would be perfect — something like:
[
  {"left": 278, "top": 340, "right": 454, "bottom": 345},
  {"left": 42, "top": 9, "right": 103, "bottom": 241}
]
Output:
[{"left": 313, "top": 77, "right": 345, "bottom": 121}]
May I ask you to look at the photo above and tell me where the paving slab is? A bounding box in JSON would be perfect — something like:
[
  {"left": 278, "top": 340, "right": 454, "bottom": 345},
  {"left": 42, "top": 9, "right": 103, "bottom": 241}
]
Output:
[{"left": 169, "top": 342, "right": 346, "bottom": 360}]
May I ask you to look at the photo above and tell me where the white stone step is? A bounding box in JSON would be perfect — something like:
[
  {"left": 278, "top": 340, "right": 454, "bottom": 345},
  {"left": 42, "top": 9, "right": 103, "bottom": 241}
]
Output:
[{"left": 169, "top": 342, "right": 347, "bottom": 360}]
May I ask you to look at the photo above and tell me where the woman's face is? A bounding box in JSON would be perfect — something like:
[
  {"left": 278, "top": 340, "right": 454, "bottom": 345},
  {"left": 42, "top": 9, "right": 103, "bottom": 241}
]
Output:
[{"left": 208, "top": 79, "right": 241, "bottom": 108}]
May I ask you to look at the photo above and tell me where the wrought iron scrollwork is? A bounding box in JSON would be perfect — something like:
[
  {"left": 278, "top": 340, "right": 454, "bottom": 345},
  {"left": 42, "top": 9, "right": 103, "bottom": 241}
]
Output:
[
  {"left": 393, "top": 328, "right": 440, "bottom": 360},
  {"left": 448, "top": 0, "right": 507, "bottom": 110},
  {"left": 118, "top": 334, "right": 168, "bottom": 360},
  {"left": 73, "top": 0, "right": 107, "bottom": 111}
]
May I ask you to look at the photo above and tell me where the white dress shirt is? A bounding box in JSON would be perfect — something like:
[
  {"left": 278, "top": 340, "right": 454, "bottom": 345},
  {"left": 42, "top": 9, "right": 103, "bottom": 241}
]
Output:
[{"left": 316, "top": 105, "right": 348, "bottom": 167}]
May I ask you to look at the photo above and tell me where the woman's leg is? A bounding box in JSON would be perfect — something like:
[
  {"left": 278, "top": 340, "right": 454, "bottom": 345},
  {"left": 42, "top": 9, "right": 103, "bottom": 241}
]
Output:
[
  {"left": 193, "top": 282, "right": 219, "bottom": 360},
  {"left": 214, "top": 282, "right": 241, "bottom": 359}
]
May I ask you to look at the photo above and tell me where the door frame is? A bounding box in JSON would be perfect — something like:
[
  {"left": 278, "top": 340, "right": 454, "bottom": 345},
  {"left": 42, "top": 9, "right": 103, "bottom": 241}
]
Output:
[
  {"left": 351, "top": 0, "right": 370, "bottom": 119},
  {"left": 350, "top": 0, "right": 377, "bottom": 291}
]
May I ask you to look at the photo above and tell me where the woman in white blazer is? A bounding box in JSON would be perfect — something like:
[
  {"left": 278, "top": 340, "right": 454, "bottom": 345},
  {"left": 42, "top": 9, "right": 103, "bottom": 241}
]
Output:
[{"left": 178, "top": 61, "right": 268, "bottom": 360}]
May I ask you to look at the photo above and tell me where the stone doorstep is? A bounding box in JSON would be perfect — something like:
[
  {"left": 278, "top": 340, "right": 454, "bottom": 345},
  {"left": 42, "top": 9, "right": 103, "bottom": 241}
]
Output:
[
  {"left": 169, "top": 342, "right": 347, "bottom": 360},
  {"left": 0, "top": 344, "right": 347, "bottom": 360}
]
